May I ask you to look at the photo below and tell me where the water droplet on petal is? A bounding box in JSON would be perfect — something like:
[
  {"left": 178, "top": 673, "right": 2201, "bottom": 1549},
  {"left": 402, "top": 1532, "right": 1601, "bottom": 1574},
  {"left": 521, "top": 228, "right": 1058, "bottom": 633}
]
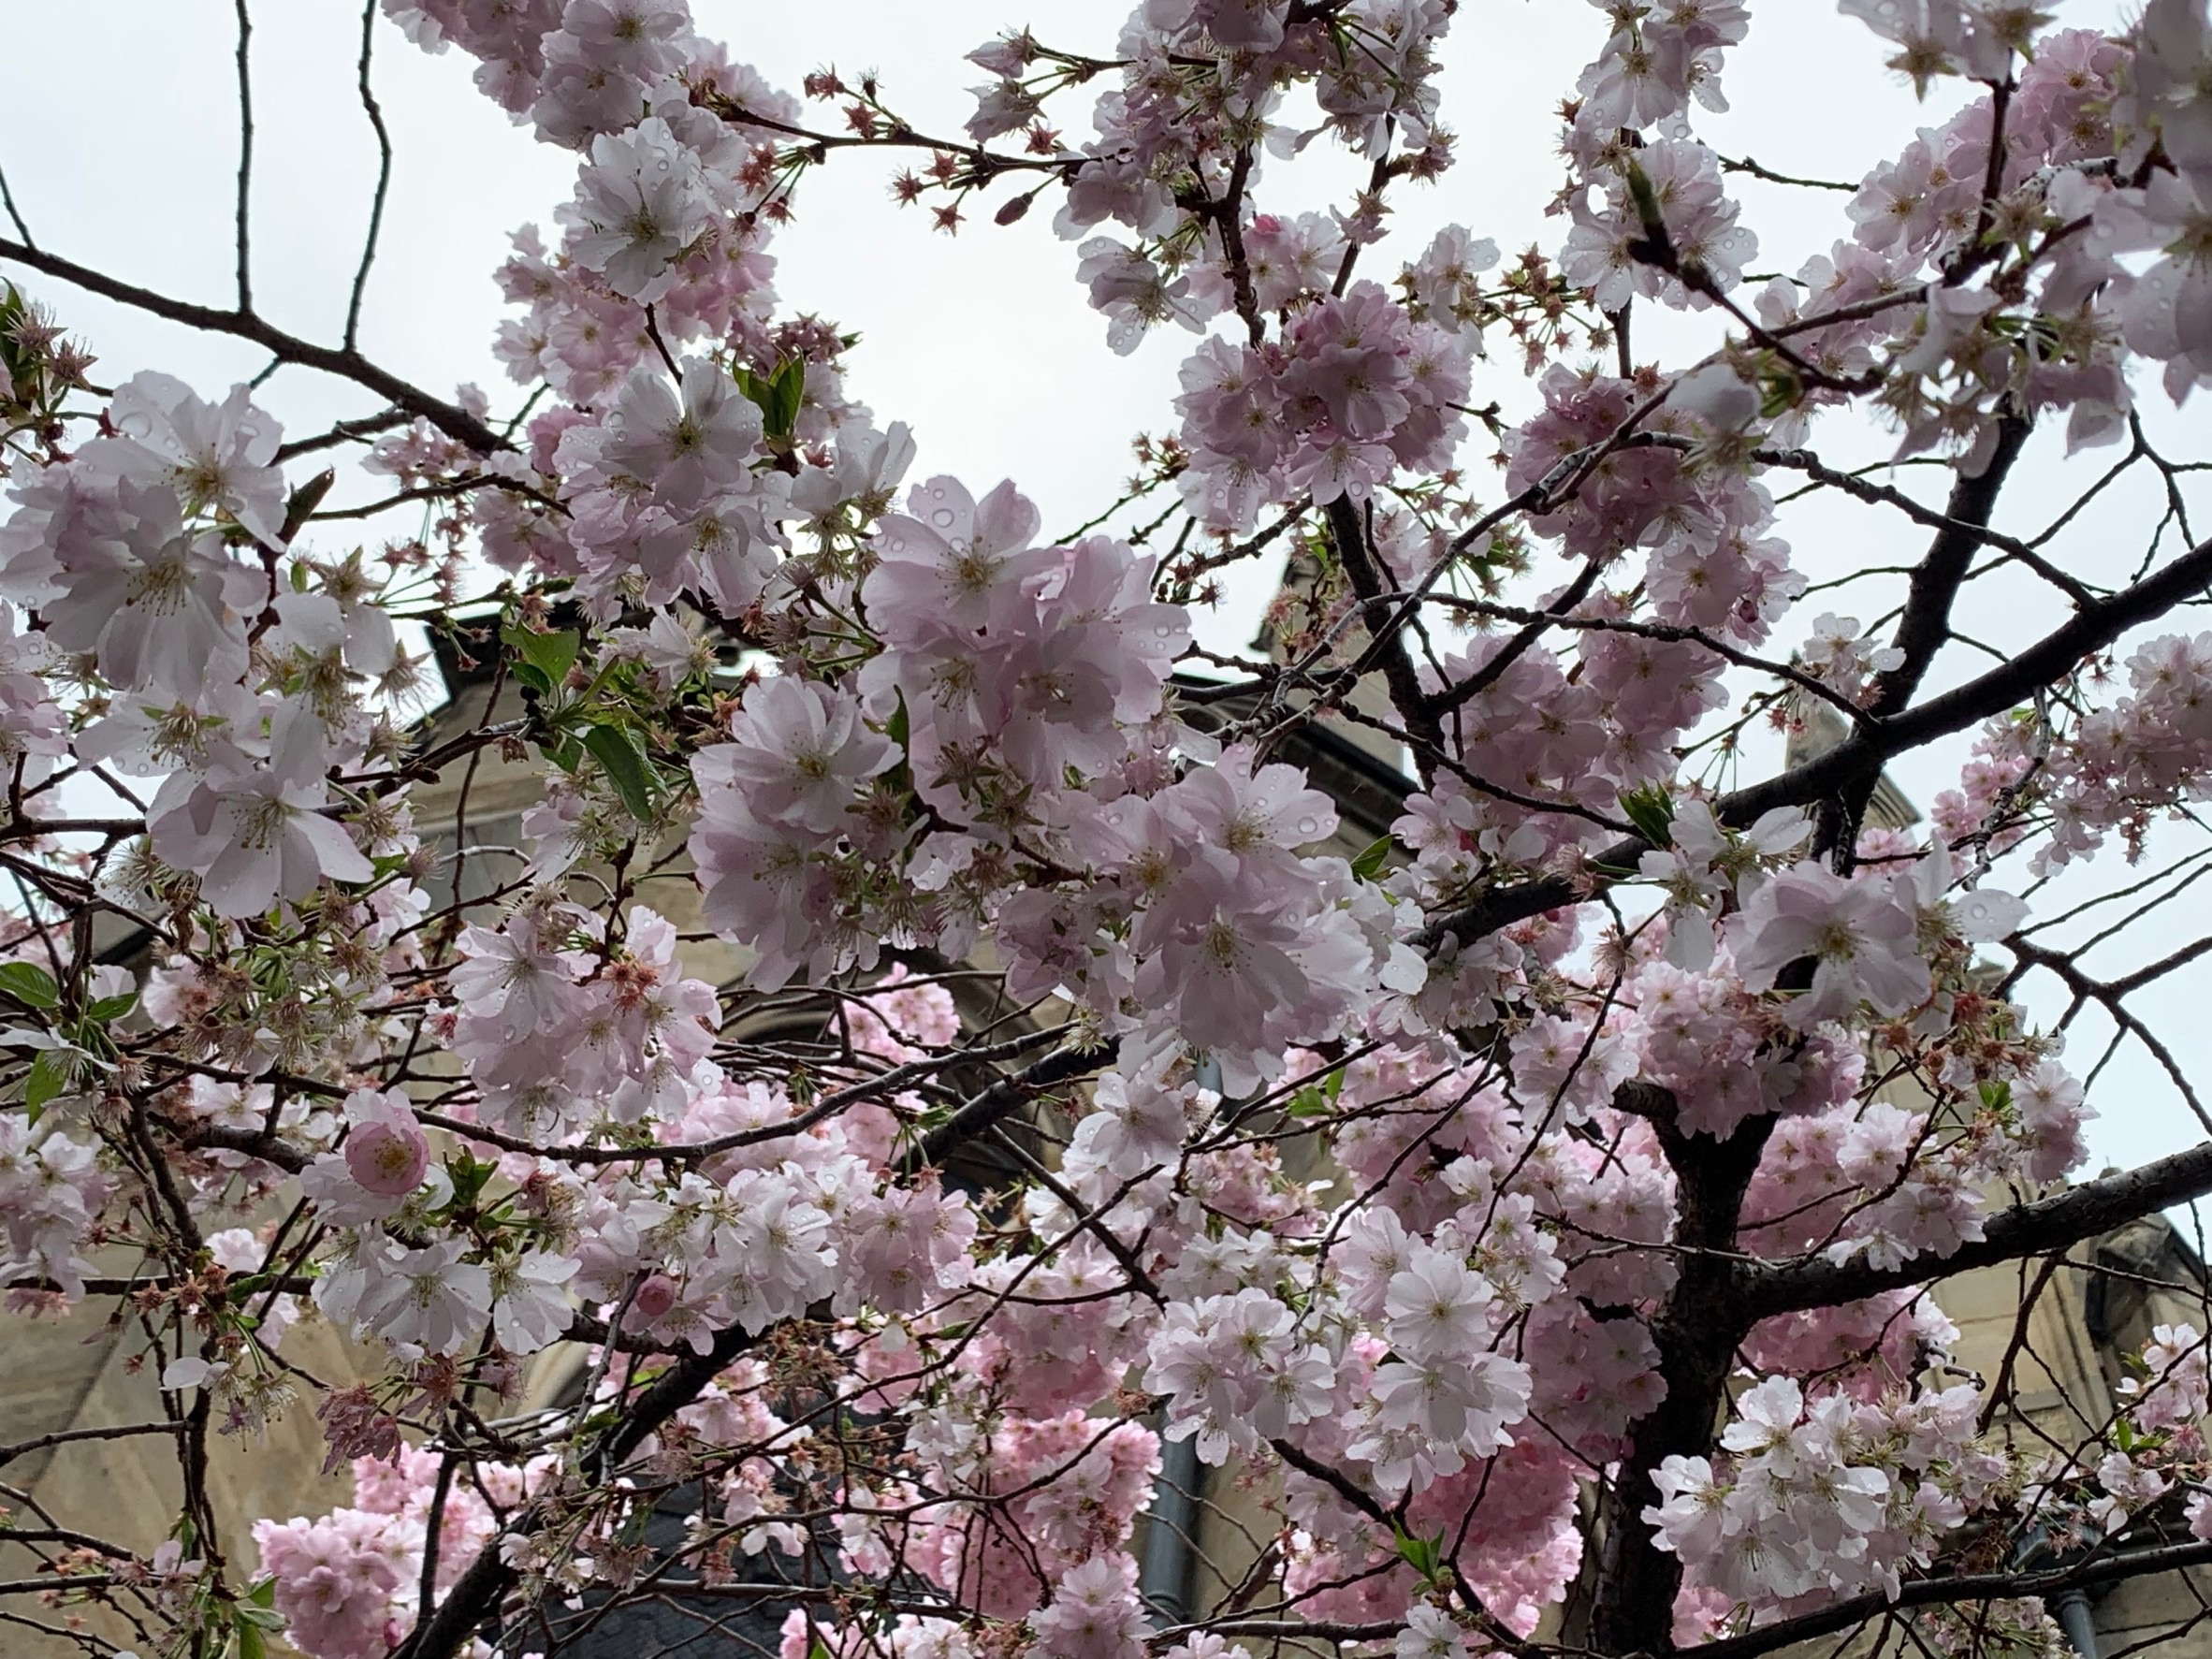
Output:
[{"left": 931, "top": 508, "right": 956, "bottom": 528}]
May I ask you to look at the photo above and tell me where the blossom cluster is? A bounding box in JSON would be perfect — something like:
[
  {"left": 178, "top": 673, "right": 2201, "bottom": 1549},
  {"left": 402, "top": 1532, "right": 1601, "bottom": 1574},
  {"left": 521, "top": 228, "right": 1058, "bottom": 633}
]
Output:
[
  {"left": 8, "top": 3, "right": 2212, "bottom": 1659},
  {"left": 1173, "top": 282, "right": 1474, "bottom": 528},
  {"left": 1647, "top": 1377, "right": 2001, "bottom": 1605}
]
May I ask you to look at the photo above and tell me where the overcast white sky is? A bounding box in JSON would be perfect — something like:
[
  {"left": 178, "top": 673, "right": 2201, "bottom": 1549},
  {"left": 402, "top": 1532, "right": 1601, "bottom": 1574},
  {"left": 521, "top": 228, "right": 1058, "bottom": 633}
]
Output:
[{"left": 7, "top": 0, "right": 2210, "bottom": 1190}]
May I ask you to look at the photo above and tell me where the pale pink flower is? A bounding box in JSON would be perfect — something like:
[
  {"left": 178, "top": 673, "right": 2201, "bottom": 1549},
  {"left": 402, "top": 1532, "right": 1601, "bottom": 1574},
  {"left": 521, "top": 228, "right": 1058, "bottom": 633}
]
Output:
[
  {"left": 343, "top": 1097, "right": 429, "bottom": 1199},
  {"left": 1728, "top": 861, "right": 1931, "bottom": 1028},
  {"left": 151, "top": 703, "right": 373, "bottom": 918},
  {"left": 564, "top": 117, "right": 715, "bottom": 303}
]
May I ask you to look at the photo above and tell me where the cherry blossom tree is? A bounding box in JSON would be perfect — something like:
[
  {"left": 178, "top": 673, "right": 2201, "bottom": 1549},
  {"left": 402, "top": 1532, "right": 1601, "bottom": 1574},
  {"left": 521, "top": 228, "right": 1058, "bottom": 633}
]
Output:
[{"left": 8, "top": 3, "right": 2212, "bottom": 1659}]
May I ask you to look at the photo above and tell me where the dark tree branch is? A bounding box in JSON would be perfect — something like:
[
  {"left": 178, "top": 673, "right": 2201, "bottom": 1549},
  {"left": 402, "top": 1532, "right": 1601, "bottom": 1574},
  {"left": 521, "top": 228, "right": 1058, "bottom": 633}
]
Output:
[
  {"left": 1324, "top": 495, "right": 1447, "bottom": 782},
  {"left": 1423, "top": 554, "right": 1605, "bottom": 719},
  {"left": 346, "top": 0, "right": 394, "bottom": 353},
  {"left": 911, "top": 1041, "right": 1101, "bottom": 1170},
  {"left": 1821, "top": 414, "right": 2032, "bottom": 859},
  {"left": 1694, "top": 1535, "right": 2212, "bottom": 1659},
  {"left": 1755, "top": 437, "right": 2095, "bottom": 606},
  {"left": 0, "top": 237, "right": 505, "bottom": 453},
  {"left": 392, "top": 1302, "right": 804, "bottom": 1659},
  {"left": 1422, "top": 590, "right": 1870, "bottom": 726},
  {"left": 272, "top": 407, "right": 412, "bottom": 463},
  {"left": 233, "top": 0, "right": 255, "bottom": 312},
  {"left": 1417, "top": 527, "right": 2212, "bottom": 953},
  {"left": 1870, "top": 415, "right": 2035, "bottom": 716},
  {"left": 401, "top": 1041, "right": 1108, "bottom": 1659},
  {"left": 0, "top": 164, "right": 33, "bottom": 251},
  {"left": 1717, "top": 153, "right": 1857, "bottom": 193},
  {"left": 1740, "top": 1133, "right": 2212, "bottom": 1321},
  {"left": 1587, "top": 1098, "right": 1779, "bottom": 1655}
]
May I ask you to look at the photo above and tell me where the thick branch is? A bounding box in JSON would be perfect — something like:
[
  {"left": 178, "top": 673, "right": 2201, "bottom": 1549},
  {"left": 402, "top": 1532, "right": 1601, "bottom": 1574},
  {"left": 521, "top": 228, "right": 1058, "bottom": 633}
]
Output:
[
  {"left": 910, "top": 1041, "right": 1101, "bottom": 1170},
  {"left": 1739, "top": 1135, "right": 2212, "bottom": 1321},
  {"left": 1324, "top": 495, "right": 1446, "bottom": 781},
  {"left": 1826, "top": 413, "right": 2032, "bottom": 855},
  {"left": 1587, "top": 1102, "right": 1776, "bottom": 1655},
  {"left": 1417, "top": 528, "right": 2212, "bottom": 952},
  {"left": 1695, "top": 1535, "right": 2212, "bottom": 1659},
  {"left": 0, "top": 238, "right": 505, "bottom": 454}
]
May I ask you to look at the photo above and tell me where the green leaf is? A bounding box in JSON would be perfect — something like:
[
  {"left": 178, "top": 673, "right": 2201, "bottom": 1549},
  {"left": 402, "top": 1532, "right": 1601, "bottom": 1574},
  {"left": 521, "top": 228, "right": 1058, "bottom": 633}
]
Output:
[
  {"left": 1759, "top": 369, "right": 1805, "bottom": 419},
  {"left": 1623, "top": 156, "right": 1666, "bottom": 240},
  {"left": 0, "top": 961, "right": 60, "bottom": 1010},
  {"left": 769, "top": 357, "right": 805, "bottom": 438},
  {"left": 1349, "top": 835, "right": 1394, "bottom": 882},
  {"left": 86, "top": 990, "right": 138, "bottom": 1024},
  {"left": 281, "top": 469, "right": 337, "bottom": 535},
  {"left": 510, "top": 661, "right": 554, "bottom": 695},
  {"left": 1618, "top": 782, "right": 1676, "bottom": 849},
  {"left": 1394, "top": 1525, "right": 1446, "bottom": 1586},
  {"left": 736, "top": 357, "right": 806, "bottom": 442},
  {"left": 584, "top": 722, "right": 658, "bottom": 822},
  {"left": 24, "top": 1050, "right": 67, "bottom": 1118},
  {"left": 503, "top": 621, "right": 581, "bottom": 689},
  {"left": 1286, "top": 1085, "right": 1331, "bottom": 1119},
  {"left": 236, "top": 1617, "right": 269, "bottom": 1659},
  {"left": 444, "top": 1153, "right": 499, "bottom": 1209}
]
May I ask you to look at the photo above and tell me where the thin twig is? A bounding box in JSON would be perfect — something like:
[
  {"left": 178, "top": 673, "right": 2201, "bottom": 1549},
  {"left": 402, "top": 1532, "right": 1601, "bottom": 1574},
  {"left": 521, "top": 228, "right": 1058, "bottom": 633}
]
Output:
[
  {"left": 0, "top": 164, "right": 33, "bottom": 250},
  {"left": 233, "top": 0, "right": 255, "bottom": 312},
  {"left": 1717, "top": 153, "right": 1857, "bottom": 193},
  {"left": 346, "top": 0, "right": 394, "bottom": 352}
]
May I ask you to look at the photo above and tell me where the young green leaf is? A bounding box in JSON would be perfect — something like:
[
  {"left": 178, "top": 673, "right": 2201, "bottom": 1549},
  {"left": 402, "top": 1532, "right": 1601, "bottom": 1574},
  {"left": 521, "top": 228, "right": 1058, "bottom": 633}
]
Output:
[
  {"left": 1618, "top": 782, "right": 1676, "bottom": 849},
  {"left": 769, "top": 357, "right": 806, "bottom": 438},
  {"left": 1394, "top": 1525, "right": 1447, "bottom": 1586},
  {"left": 0, "top": 961, "right": 60, "bottom": 1010},
  {"left": 503, "top": 621, "right": 582, "bottom": 688},
  {"left": 87, "top": 990, "right": 138, "bottom": 1024},
  {"left": 737, "top": 357, "right": 806, "bottom": 441},
  {"left": 584, "top": 722, "right": 659, "bottom": 822},
  {"left": 24, "top": 1049, "right": 70, "bottom": 1119},
  {"left": 1349, "top": 835, "right": 1395, "bottom": 882}
]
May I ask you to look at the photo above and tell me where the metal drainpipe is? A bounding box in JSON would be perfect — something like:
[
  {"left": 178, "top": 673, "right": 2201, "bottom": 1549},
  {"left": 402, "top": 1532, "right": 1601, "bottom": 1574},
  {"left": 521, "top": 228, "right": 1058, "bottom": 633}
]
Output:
[
  {"left": 2016, "top": 1526, "right": 2099, "bottom": 1659},
  {"left": 1141, "top": 1054, "right": 1220, "bottom": 1626},
  {"left": 1140, "top": 1431, "right": 1203, "bottom": 1626},
  {"left": 2051, "top": 1588, "right": 2100, "bottom": 1659}
]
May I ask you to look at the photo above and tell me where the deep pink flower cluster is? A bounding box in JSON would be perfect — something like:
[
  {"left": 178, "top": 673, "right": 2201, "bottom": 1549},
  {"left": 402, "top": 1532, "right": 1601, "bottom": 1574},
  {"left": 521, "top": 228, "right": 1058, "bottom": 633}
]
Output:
[{"left": 1174, "top": 282, "right": 1473, "bottom": 528}]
